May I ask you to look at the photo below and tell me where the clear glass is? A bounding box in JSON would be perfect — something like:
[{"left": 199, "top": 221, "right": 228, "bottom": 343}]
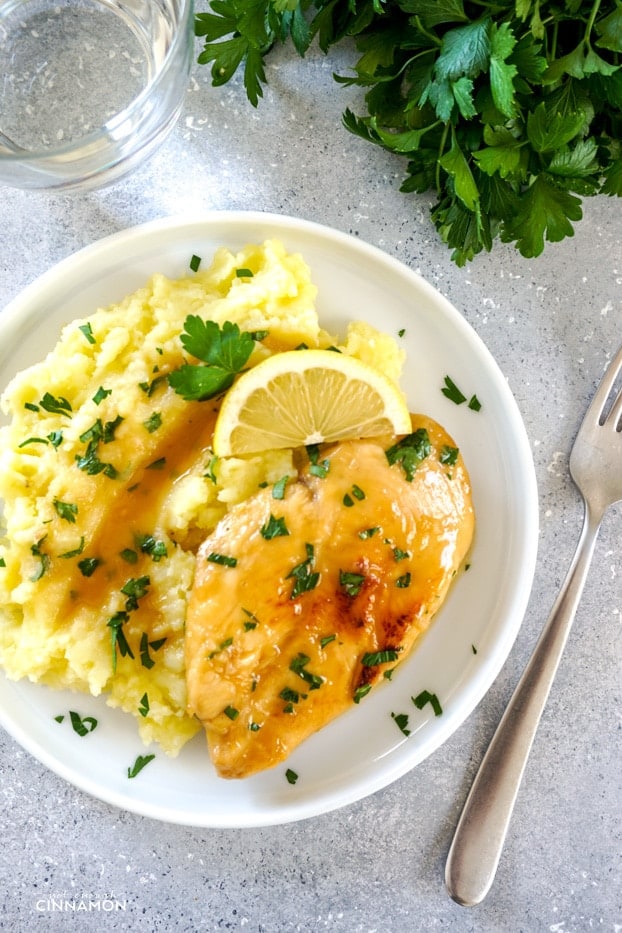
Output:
[{"left": 0, "top": 0, "right": 193, "bottom": 191}]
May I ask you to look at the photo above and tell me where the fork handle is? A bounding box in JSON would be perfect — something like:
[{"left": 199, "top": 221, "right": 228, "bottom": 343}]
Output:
[{"left": 445, "top": 503, "right": 602, "bottom": 906}]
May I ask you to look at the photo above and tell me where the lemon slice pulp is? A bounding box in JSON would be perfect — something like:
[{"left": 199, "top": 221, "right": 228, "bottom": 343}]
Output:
[{"left": 212, "top": 348, "right": 412, "bottom": 456}]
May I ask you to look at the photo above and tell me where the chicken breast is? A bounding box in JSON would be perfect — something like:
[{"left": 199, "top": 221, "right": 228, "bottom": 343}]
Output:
[{"left": 185, "top": 414, "right": 474, "bottom": 778}]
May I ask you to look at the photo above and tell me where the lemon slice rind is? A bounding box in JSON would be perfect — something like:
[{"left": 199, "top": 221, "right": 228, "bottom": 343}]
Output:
[{"left": 212, "top": 349, "right": 412, "bottom": 456}]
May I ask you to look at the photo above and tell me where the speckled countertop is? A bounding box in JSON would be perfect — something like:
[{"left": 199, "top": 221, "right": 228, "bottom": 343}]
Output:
[{"left": 1, "top": 33, "right": 621, "bottom": 933}]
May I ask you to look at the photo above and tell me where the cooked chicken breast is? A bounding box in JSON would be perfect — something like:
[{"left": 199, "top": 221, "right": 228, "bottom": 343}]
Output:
[{"left": 185, "top": 414, "right": 474, "bottom": 778}]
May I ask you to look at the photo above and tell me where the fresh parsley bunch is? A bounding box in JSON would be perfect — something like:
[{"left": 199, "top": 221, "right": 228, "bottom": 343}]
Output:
[{"left": 195, "top": 0, "right": 622, "bottom": 264}]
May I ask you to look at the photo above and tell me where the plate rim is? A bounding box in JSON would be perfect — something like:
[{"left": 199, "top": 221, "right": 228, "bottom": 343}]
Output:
[{"left": 0, "top": 210, "right": 539, "bottom": 826}]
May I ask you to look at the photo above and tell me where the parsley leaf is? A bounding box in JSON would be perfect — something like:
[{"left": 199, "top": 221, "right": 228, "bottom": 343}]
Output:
[
  {"left": 127, "top": 753, "right": 155, "bottom": 778},
  {"left": 39, "top": 392, "right": 72, "bottom": 416},
  {"left": 194, "top": 0, "right": 622, "bottom": 263},
  {"left": 385, "top": 429, "right": 431, "bottom": 481},
  {"left": 260, "top": 514, "right": 290, "bottom": 540},
  {"left": 69, "top": 711, "right": 98, "bottom": 736},
  {"left": 53, "top": 499, "right": 78, "bottom": 523},
  {"left": 502, "top": 175, "right": 583, "bottom": 258},
  {"left": 168, "top": 318, "right": 255, "bottom": 401},
  {"left": 286, "top": 543, "right": 320, "bottom": 599}
]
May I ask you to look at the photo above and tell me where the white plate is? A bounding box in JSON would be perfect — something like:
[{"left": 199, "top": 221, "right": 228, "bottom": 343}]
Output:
[{"left": 0, "top": 212, "right": 538, "bottom": 827}]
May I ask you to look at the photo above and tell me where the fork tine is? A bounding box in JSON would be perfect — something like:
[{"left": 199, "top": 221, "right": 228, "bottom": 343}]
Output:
[
  {"left": 584, "top": 343, "right": 622, "bottom": 425},
  {"left": 606, "top": 385, "right": 622, "bottom": 431}
]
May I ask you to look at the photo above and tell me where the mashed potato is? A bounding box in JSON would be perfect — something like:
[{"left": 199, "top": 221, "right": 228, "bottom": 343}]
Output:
[{"left": 0, "top": 240, "right": 405, "bottom": 755}]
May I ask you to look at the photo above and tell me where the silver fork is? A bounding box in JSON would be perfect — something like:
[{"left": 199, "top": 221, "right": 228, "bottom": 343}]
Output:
[{"left": 445, "top": 343, "right": 622, "bottom": 907}]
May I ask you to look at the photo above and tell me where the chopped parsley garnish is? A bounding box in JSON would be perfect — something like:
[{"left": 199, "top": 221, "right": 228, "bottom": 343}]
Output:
[
  {"left": 385, "top": 429, "right": 431, "bottom": 481},
  {"left": 121, "top": 575, "right": 150, "bottom": 611},
  {"left": 353, "top": 683, "right": 372, "bottom": 704},
  {"left": 92, "top": 386, "right": 112, "bottom": 406},
  {"left": 361, "top": 648, "right": 400, "bottom": 667},
  {"left": 138, "top": 693, "right": 150, "bottom": 717},
  {"left": 139, "top": 633, "right": 155, "bottom": 670},
  {"left": 442, "top": 377, "right": 482, "bottom": 412},
  {"left": 280, "top": 686, "right": 303, "bottom": 706},
  {"left": 442, "top": 376, "right": 467, "bottom": 405},
  {"left": 18, "top": 437, "right": 49, "bottom": 448},
  {"left": 396, "top": 572, "right": 412, "bottom": 589},
  {"left": 320, "top": 634, "right": 336, "bottom": 648},
  {"left": 78, "top": 557, "right": 101, "bottom": 577},
  {"left": 0, "top": 558, "right": 5, "bottom": 568},
  {"left": 147, "top": 457, "right": 166, "bottom": 470},
  {"left": 143, "top": 412, "right": 162, "bottom": 433},
  {"left": 120, "top": 548, "right": 139, "bottom": 564},
  {"left": 339, "top": 570, "right": 366, "bottom": 597},
  {"left": 104, "top": 415, "right": 124, "bottom": 442},
  {"left": 75, "top": 447, "right": 118, "bottom": 478},
  {"left": 19, "top": 430, "right": 64, "bottom": 449},
  {"left": 224, "top": 705, "right": 239, "bottom": 720},
  {"left": 351, "top": 484, "right": 365, "bottom": 500},
  {"left": 75, "top": 417, "right": 121, "bottom": 478},
  {"left": 204, "top": 454, "right": 218, "bottom": 484},
  {"left": 286, "top": 543, "right": 319, "bottom": 598},
  {"left": 39, "top": 392, "right": 73, "bottom": 416},
  {"left": 391, "top": 712, "right": 411, "bottom": 736},
  {"left": 440, "top": 445, "right": 459, "bottom": 466},
  {"left": 168, "top": 318, "right": 257, "bottom": 402},
  {"left": 107, "top": 611, "right": 134, "bottom": 672},
  {"left": 30, "top": 537, "right": 50, "bottom": 581},
  {"left": 412, "top": 690, "right": 443, "bottom": 717},
  {"left": 127, "top": 754, "right": 155, "bottom": 778},
  {"left": 68, "top": 711, "right": 98, "bottom": 736},
  {"left": 242, "top": 608, "right": 259, "bottom": 629},
  {"left": 79, "top": 322, "right": 96, "bottom": 344},
  {"left": 260, "top": 514, "right": 289, "bottom": 539},
  {"left": 207, "top": 551, "right": 238, "bottom": 568},
  {"left": 189, "top": 253, "right": 202, "bottom": 272},
  {"left": 306, "top": 444, "right": 330, "bottom": 478},
  {"left": 392, "top": 546, "right": 409, "bottom": 561},
  {"left": 139, "top": 633, "right": 166, "bottom": 669},
  {"left": 248, "top": 722, "right": 262, "bottom": 732},
  {"left": 289, "top": 652, "right": 323, "bottom": 690},
  {"left": 272, "top": 475, "right": 289, "bottom": 500},
  {"left": 53, "top": 498, "right": 78, "bottom": 523},
  {"left": 136, "top": 534, "right": 168, "bottom": 562},
  {"left": 359, "top": 526, "right": 380, "bottom": 540},
  {"left": 285, "top": 768, "right": 298, "bottom": 785},
  {"left": 59, "top": 537, "right": 85, "bottom": 559},
  {"left": 235, "top": 267, "right": 254, "bottom": 277},
  {"left": 138, "top": 375, "right": 167, "bottom": 397}
]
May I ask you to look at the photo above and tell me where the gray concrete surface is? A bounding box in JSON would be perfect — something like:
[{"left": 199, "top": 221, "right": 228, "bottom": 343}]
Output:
[{"left": 0, "top": 32, "right": 620, "bottom": 933}]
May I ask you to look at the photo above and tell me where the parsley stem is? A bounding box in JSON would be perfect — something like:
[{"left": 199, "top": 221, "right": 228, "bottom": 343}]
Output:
[
  {"left": 436, "top": 122, "right": 450, "bottom": 194},
  {"left": 584, "top": 0, "right": 603, "bottom": 47},
  {"left": 412, "top": 15, "right": 442, "bottom": 46}
]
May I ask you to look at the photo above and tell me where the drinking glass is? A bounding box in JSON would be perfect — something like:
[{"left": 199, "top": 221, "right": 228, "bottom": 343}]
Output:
[{"left": 0, "top": 0, "right": 194, "bottom": 190}]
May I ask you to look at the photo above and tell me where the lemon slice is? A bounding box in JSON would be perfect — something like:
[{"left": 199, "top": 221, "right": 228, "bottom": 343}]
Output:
[{"left": 212, "top": 348, "right": 412, "bottom": 456}]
